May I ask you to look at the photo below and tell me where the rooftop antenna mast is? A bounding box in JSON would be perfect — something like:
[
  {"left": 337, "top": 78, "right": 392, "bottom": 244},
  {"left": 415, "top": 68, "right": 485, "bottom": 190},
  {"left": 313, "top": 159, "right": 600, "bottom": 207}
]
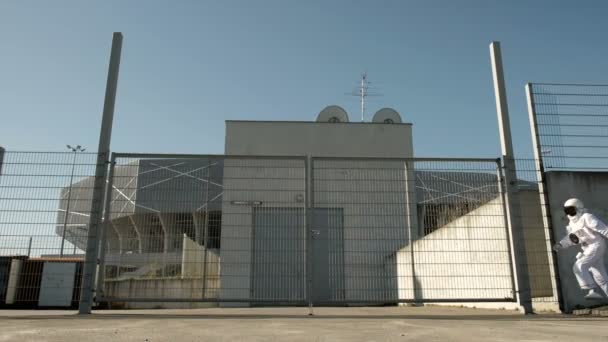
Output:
[{"left": 347, "top": 72, "right": 382, "bottom": 122}]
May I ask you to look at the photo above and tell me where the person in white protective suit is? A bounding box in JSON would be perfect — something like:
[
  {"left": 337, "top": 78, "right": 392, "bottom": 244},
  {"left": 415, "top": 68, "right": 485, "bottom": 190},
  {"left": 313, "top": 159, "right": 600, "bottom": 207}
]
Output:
[{"left": 553, "top": 198, "right": 608, "bottom": 299}]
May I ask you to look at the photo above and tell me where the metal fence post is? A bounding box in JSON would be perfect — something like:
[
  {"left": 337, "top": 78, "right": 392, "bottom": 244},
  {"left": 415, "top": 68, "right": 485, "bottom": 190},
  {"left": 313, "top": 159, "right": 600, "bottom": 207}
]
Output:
[
  {"left": 496, "top": 159, "right": 518, "bottom": 301},
  {"left": 95, "top": 153, "right": 117, "bottom": 301},
  {"left": 490, "top": 41, "right": 533, "bottom": 313},
  {"left": 201, "top": 161, "right": 210, "bottom": 299},
  {"left": 404, "top": 159, "right": 420, "bottom": 303},
  {"left": 305, "top": 155, "right": 314, "bottom": 314},
  {"left": 0, "top": 146, "right": 4, "bottom": 176},
  {"left": 79, "top": 32, "right": 122, "bottom": 314}
]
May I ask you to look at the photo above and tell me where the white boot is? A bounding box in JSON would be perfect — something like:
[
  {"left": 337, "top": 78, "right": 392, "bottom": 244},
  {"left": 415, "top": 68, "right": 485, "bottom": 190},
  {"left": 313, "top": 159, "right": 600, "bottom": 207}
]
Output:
[
  {"left": 584, "top": 289, "right": 603, "bottom": 300},
  {"left": 599, "top": 283, "right": 608, "bottom": 298}
]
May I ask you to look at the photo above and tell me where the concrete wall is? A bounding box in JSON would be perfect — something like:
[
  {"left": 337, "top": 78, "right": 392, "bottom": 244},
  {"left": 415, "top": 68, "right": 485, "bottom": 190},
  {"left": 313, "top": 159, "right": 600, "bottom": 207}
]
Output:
[
  {"left": 4, "top": 259, "right": 22, "bottom": 304},
  {"left": 104, "top": 278, "right": 219, "bottom": 309},
  {"left": 394, "top": 189, "right": 555, "bottom": 309},
  {"left": 221, "top": 121, "right": 416, "bottom": 304},
  {"left": 181, "top": 234, "right": 219, "bottom": 279},
  {"left": 104, "top": 236, "right": 220, "bottom": 308},
  {"left": 395, "top": 197, "right": 513, "bottom": 301},
  {"left": 545, "top": 171, "right": 608, "bottom": 311},
  {"left": 225, "top": 121, "right": 414, "bottom": 158},
  {"left": 518, "top": 187, "right": 558, "bottom": 311}
]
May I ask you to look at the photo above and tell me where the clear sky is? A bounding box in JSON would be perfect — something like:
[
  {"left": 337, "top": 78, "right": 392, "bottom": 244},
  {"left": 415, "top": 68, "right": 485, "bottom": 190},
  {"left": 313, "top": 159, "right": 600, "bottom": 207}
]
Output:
[{"left": 1, "top": 0, "right": 608, "bottom": 158}]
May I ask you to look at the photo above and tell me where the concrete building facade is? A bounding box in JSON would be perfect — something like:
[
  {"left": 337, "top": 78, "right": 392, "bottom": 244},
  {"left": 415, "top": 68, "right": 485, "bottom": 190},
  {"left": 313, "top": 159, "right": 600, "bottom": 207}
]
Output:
[{"left": 220, "top": 116, "right": 415, "bottom": 303}]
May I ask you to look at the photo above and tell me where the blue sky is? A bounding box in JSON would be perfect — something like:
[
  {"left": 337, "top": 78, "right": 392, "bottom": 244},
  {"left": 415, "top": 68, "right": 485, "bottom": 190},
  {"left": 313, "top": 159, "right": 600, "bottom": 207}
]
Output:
[{"left": 1, "top": 1, "right": 608, "bottom": 158}]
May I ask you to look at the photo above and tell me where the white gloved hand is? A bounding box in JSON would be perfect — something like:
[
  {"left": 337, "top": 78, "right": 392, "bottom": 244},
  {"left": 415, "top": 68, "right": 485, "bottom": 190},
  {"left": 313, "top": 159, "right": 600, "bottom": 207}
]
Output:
[{"left": 553, "top": 243, "right": 563, "bottom": 252}]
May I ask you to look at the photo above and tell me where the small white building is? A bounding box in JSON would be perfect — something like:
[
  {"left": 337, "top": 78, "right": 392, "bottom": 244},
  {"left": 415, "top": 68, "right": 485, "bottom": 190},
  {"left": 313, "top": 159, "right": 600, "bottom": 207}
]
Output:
[{"left": 220, "top": 106, "right": 415, "bottom": 304}]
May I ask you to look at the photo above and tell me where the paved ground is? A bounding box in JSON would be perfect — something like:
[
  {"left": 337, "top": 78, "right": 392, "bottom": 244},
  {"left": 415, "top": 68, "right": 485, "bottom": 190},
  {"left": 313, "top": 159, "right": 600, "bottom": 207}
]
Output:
[{"left": 0, "top": 307, "right": 607, "bottom": 342}]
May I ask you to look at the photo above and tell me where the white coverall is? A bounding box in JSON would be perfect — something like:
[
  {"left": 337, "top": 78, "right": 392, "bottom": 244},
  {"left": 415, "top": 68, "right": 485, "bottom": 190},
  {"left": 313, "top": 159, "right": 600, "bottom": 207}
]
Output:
[{"left": 559, "top": 212, "right": 608, "bottom": 296}]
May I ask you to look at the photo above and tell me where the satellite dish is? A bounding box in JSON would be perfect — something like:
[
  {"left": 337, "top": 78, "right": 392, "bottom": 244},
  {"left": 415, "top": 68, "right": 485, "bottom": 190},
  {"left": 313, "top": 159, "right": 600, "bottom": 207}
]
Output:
[
  {"left": 372, "top": 108, "right": 402, "bottom": 124},
  {"left": 317, "top": 105, "right": 349, "bottom": 123}
]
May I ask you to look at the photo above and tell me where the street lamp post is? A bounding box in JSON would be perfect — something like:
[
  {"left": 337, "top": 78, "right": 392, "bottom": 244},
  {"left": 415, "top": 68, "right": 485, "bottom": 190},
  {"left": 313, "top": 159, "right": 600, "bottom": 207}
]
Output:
[{"left": 60, "top": 145, "right": 85, "bottom": 258}]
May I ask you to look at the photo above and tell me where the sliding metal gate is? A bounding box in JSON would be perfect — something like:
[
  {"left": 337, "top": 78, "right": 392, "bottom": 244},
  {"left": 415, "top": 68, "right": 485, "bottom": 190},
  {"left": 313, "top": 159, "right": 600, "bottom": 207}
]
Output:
[{"left": 92, "top": 153, "right": 516, "bottom": 306}]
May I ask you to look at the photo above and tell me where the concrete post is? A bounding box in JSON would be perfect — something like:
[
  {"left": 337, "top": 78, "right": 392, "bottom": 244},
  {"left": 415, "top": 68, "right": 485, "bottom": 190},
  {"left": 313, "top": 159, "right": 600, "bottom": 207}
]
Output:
[
  {"left": 79, "top": 32, "right": 122, "bottom": 314},
  {"left": 526, "top": 83, "right": 564, "bottom": 311},
  {"left": 490, "top": 41, "right": 533, "bottom": 314}
]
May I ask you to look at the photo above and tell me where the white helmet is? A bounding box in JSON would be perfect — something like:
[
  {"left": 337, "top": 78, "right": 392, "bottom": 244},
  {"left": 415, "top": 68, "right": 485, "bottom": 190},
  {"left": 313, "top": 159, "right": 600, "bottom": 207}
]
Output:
[
  {"left": 564, "top": 198, "right": 584, "bottom": 210},
  {"left": 564, "top": 198, "right": 585, "bottom": 218}
]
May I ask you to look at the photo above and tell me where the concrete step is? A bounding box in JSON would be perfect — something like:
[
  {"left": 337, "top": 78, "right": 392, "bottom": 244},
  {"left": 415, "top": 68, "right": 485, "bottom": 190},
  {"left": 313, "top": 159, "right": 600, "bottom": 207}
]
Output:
[{"left": 572, "top": 305, "right": 608, "bottom": 316}]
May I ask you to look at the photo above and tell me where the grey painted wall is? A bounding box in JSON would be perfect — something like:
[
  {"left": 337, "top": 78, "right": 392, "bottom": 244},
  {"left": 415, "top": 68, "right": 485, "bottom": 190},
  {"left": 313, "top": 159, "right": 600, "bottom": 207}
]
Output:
[{"left": 545, "top": 171, "right": 608, "bottom": 311}]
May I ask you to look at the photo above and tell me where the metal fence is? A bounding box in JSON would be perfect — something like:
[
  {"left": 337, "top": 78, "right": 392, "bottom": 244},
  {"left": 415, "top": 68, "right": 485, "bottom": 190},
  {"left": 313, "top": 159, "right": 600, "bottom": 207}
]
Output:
[
  {"left": 528, "top": 83, "right": 608, "bottom": 171},
  {"left": 0, "top": 151, "right": 568, "bottom": 309},
  {"left": 0, "top": 151, "right": 98, "bottom": 307},
  {"left": 314, "top": 158, "right": 516, "bottom": 303},
  {"left": 526, "top": 83, "right": 608, "bottom": 312},
  {"left": 89, "top": 154, "right": 519, "bottom": 307},
  {"left": 97, "top": 154, "right": 307, "bottom": 306}
]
